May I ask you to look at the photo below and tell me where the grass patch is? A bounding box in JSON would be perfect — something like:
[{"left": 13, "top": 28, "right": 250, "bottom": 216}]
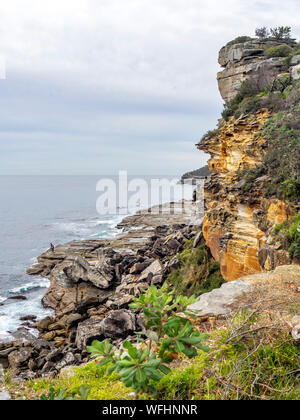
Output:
[{"left": 9, "top": 362, "right": 133, "bottom": 400}]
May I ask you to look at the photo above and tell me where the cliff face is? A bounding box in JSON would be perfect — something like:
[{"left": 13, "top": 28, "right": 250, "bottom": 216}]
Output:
[
  {"left": 218, "top": 39, "right": 294, "bottom": 103},
  {"left": 199, "top": 40, "right": 298, "bottom": 281}
]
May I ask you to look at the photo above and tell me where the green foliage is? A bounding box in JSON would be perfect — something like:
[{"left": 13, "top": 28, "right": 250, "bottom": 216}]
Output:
[
  {"left": 274, "top": 212, "right": 300, "bottom": 261},
  {"left": 255, "top": 27, "right": 269, "bottom": 39},
  {"left": 238, "top": 111, "right": 300, "bottom": 201},
  {"left": 265, "top": 44, "right": 293, "bottom": 57},
  {"left": 27, "top": 362, "right": 131, "bottom": 400},
  {"left": 36, "top": 387, "right": 72, "bottom": 400},
  {"left": 34, "top": 384, "right": 90, "bottom": 400},
  {"left": 200, "top": 129, "right": 220, "bottom": 143},
  {"left": 167, "top": 239, "right": 224, "bottom": 296},
  {"left": 222, "top": 80, "right": 262, "bottom": 120},
  {"left": 270, "top": 26, "right": 292, "bottom": 40},
  {"left": 87, "top": 285, "right": 209, "bottom": 398},
  {"left": 156, "top": 315, "right": 300, "bottom": 400},
  {"left": 10, "top": 310, "right": 300, "bottom": 400},
  {"left": 226, "top": 36, "right": 252, "bottom": 47}
]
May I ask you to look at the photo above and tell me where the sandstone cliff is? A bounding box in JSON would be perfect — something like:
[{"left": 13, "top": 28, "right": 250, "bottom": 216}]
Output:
[
  {"left": 218, "top": 38, "right": 296, "bottom": 103},
  {"left": 198, "top": 38, "right": 300, "bottom": 281}
]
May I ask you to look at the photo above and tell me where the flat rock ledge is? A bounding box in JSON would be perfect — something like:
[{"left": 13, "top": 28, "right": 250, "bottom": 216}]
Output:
[
  {"left": 188, "top": 279, "right": 253, "bottom": 316},
  {"left": 188, "top": 265, "right": 300, "bottom": 317}
]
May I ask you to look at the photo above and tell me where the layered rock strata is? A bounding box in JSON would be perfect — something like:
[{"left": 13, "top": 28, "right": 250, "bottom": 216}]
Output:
[{"left": 199, "top": 39, "right": 300, "bottom": 281}]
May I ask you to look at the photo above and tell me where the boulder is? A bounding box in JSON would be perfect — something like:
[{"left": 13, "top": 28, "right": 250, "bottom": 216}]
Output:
[
  {"left": 291, "top": 63, "right": 300, "bottom": 81},
  {"left": 291, "top": 54, "right": 300, "bottom": 65},
  {"left": 101, "top": 310, "right": 136, "bottom": 340},
  {"left": 75, "top": 318, "right": 104, "bottom": 350},
  {"left": 8, "top": 347, "right": 34, "bottom": 369},
  {"left": 37, "top": 316, "right": 55, "bottom": 332},
  {"left": 188, "top": 280, "right": 253, "bottom": 316},
  {"left": 138, "top": 260, "right": 163, "bottom": 284},
  {"left": 64, "top": 256, "right": 113, "bottom": 289},
  {"left": 55, "top": 352, "right": 76, "bottom": 371}
]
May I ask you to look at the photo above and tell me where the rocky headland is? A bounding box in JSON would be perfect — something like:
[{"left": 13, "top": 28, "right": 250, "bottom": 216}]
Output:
[{"left": 2, "top": 35, "right": 300, "bottom": 396}]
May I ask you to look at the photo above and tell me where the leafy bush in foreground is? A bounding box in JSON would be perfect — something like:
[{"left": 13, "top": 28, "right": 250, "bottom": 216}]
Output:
[{"left": 87, "top": 285, "right": 209, "bottom": 398}]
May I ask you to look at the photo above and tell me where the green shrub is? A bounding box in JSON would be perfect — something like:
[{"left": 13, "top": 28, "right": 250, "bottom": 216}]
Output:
[
  {"left": 239, "top": 111, "right": 300, "bottom": 201},
  {"left": 274, "top": 212, "right": 300, "bottom": 260},
  {"left": 226, "top": 36, "right": 252, "bottom": 47},
  {"left": 222, "top": 80, "right": 261, "bottom": 120},
  {"left": 265, "top": 44, "right": 293, "bottom": 57},
  {"left": 168, "top": 240, "right": 224, "bottom": 297}
]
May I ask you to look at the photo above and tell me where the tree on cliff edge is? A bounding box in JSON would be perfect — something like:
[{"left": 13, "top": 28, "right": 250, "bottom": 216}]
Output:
[
  {"left": 255, "top": 27, "right": 269, "bottom": 39},
  {"left": 270, "top": 26, "right": 291, "bottom": 40}
]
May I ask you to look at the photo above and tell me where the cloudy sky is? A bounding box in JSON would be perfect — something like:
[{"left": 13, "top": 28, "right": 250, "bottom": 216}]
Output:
[{"left": 0, "top": 0, "right": 299, "bottom": 175}]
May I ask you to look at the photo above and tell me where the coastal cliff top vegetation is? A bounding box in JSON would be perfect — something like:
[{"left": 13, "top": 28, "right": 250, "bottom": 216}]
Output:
[
  {"left": 212, "top": 29, "right": 300, "bottom": 203},
  {"left": 226, "top": 26, "right": 295, "bottom": 47}
]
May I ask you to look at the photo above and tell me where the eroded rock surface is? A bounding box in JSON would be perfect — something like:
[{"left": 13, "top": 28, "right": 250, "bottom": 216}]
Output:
[{"left": 218, "top": 39, "right": 296, "bottom": 103}]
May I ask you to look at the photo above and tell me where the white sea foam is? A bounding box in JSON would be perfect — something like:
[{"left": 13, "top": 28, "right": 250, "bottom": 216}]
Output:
[
  {"left": 9, "top": 278, "right": 50, "bottom": 295},
  {"left": 0, "top": 293, "right": 54, "bottom": 342},
  {"left": 0, "top": 296, "right": 7, "bottom": 304}
]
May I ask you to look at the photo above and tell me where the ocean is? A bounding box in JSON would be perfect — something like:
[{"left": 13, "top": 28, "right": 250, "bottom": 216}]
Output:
[{"left": 0, "top": 175, "right": 194, "bottom": 342}]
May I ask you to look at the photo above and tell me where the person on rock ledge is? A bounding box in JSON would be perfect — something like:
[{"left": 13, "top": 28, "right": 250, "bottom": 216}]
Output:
[{"left": 50, "top": 243, "right": 55, "bottom": 252}]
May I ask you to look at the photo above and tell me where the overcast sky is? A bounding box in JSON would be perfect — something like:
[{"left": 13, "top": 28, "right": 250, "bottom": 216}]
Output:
[{"left": 0, "top": 0, "right": 299, "bottom": 175}]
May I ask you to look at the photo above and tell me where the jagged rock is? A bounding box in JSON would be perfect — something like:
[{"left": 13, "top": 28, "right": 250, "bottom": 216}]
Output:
[
  {"left": 37, "top": 317, "right": 56, "bottom": 332},
  {"left": 258, "top": 245, "right": 290, "bottom": 271},
  {"left": 193, "top": 231, "right": 203, "bottom": 248},
  {"left": 20, "top": 315, "right": 37, "bottom": 322},
  {"left": 217, "top": 39, "right": 290, "bottom": 102},
  {"left": 8, "top": 347, "right": 34, "bottom": 369},
  {"left": 64, "top": 313, "right": 83, "bottom": 328},
  {"left": 41, "top": 331, "right": 57, "bottom": 341},
  {"left": 129, "top": 261, "right": 152, "bottom": 275},
  {"left": 105, "top": 294, "right": 134, "bottom": 310},
  {"left": 64, "top": 255, "right": 113, "bottom": 289},
  {"left": 115, "top": 281, "right": 149, "bottom": 297},
  {"left": 100, "top": 310, "right": 136, "bottom": 340},
  {"left": 55, "top": 352, "right": 76, "bottom": 371},
  {"left": 26, "top": 263, "right": 45, "bottom": 275},
  {"left": 75, "top": 318, "right": 104, "bottom": 350},
  {"left": 138, "top": 260, "right": 163, "bottom": 284}
]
